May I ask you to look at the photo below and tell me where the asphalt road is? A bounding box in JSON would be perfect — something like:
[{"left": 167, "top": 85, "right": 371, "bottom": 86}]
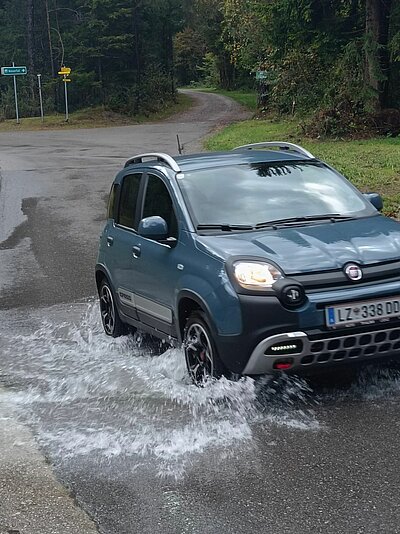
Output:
[{"left": 1, "top": 91, "right": 400, "bottom": 534}]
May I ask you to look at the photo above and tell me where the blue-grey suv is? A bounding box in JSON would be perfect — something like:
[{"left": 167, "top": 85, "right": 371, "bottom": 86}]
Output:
[{"left": 96, "top": 142, "right": 400, "bottom": 384}]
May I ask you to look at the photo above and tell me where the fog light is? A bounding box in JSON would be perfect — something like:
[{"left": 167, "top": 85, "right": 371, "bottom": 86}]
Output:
[
  {"left": 273, "top": 359, "right": 294, "bottom": 370},
  {"left": 265, "top": 340, "right": 303, "bottom": 355},
  {"left": 282, "top": 285, "right": 305, "bottom": 306},
  {"left": 273, "top": 279, "right": 307, "bottom": 308}
]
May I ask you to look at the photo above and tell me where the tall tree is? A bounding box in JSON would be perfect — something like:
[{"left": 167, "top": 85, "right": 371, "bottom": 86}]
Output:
[
  {"left": 365, "top": 0, "right": 393, "bottom": 109},
  {"left": 26, "top": 0, "right": 35, "bottom": 96}
]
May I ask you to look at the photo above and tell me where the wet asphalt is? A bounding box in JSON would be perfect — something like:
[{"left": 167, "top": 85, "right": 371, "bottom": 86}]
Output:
[{"left": 1, "top": 92, "right": 400, "bottom": 534}]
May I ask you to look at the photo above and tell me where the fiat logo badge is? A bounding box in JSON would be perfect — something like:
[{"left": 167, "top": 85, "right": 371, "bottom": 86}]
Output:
[{"left": 345, "top": 264, "right": 363, "bottom": 281}]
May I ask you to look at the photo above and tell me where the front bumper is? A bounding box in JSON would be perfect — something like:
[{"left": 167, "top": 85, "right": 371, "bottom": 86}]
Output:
[
  {"left": 214, "top": 280, "right": 400, "bottom": 375},
  {"left": 242, "top": 324, "right": 400, "bottom": 374}
]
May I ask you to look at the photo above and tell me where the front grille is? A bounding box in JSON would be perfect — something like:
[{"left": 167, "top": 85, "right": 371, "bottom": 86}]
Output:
[
  {"left": 292, "top": 259, "right": 400, "bottom": 292},
  {"left": 300, "top": 326, "right": 400, "bottom": 366}
]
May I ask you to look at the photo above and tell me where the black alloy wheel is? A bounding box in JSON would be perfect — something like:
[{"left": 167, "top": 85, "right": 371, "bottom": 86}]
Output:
[
  {"left": 184, "top": 311, "right": 225, "bottom": 385},
  {"left": 99, "top": 280, "right": 126, "bottom": 337}
]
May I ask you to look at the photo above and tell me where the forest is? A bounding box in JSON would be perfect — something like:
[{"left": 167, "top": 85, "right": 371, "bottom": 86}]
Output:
[{"left": 0, "top": 0, "right": 399, "bottom": 135}]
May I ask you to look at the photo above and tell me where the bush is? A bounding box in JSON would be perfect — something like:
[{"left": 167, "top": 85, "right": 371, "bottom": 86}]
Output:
[
  {"left": 267, "top": 48, "right": 327, "bottom": 114},
  {"left": 306, "top": 101, "right": 370, "bottom": 137},
  {"left": 369, "top": 109, "right": 400, "bottom": 137},
  {"left": 306, "top": 104, "right": 400, "bottom": 138},
  {"left": 105, "top": 67, "right": 176, "bottom": 116},
  {"left": 297, "top": 39, "right": 400, "bottom": 138},
  {"left": 197, "top": 53, "right": 220, "bottom": 88}
]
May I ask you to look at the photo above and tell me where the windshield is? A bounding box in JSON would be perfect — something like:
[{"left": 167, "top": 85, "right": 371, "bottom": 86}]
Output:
[{"left": 178, "top": 162, "right": 375, "bottom": 228}]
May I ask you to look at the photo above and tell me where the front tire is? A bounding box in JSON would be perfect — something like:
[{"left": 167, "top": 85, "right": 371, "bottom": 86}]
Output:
[
  {"left": 184, "top": 311, "right": 227, "bottom": 385},
  {"left": 99, "top": 280, "right": 127, "bottom": 337}
]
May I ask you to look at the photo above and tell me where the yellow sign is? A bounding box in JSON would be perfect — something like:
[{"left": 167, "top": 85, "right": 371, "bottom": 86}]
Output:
[
  {"left": 63, "top": 78, "right": 72, "bottom": 82},
  {"left": 58, "top": 67, "right": 71, "bottom": 75}
]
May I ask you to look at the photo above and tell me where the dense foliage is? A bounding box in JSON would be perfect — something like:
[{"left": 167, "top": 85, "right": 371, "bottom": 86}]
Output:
[
  {"left": 175, "top": 0, "right": 400, "bottom": 134},
  {"left": 0, "top": 0, "right": 399, "bottom": 132},
  {"left": 0, "top": 0, "right": 184, "bottom": 118}
]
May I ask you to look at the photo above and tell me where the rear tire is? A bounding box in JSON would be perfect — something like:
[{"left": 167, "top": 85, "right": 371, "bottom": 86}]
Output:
[
  {"left": 183, "top": 311, "right": 230, "bottom": 385},
  {"left": 99, "top": 280, "right": 127, "bottom": 337}
]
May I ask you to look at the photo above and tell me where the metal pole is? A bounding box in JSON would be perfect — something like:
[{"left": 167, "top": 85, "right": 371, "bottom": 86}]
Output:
[
  {"left": 64, "top": 77, "right": 69, "bottom": 122},
  {"left": 12, "top": 62, "right": 20, "bottom": 124},
  {"left": 37, "top": 74, "right": 44, "bottom": 122}
]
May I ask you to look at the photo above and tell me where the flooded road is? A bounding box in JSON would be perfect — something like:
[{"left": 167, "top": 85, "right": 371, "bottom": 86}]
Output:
[
  {"left": 0, "top": 300, "right": 321, "bottom": 474},
  {"left": 2, "top": 300, "right": 400, "bottom": 533},
  {"left": 1, "top": 93, "right": 400, "bottom": 533}
]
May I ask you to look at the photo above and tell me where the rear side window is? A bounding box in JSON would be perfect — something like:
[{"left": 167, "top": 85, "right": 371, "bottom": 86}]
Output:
[
  {"left": 107, "top": 184, "right": 118, "bottom": 219},
  {"left": 143, "top": 174, "right": 178, "bottom": 238},
  {"left": 117, "top": 173, "right": 141, "bottom": 229}
]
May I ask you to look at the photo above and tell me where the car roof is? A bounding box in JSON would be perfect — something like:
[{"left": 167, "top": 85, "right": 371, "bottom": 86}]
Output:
[
  {"left": 123, "top": 150, "right": 315, "bottom": 174},
  {"left": 175, "top": 151, "right": 312, "bottom": 171}
]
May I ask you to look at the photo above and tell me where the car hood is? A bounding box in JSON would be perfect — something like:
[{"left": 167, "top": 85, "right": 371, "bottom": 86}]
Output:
[{"left": 196, "top": 215, "right": 400, "bottom": 274}]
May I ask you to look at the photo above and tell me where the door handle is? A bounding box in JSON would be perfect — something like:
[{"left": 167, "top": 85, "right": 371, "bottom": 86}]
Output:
[
  {"left": 132, "top": 245, "right": 141, "bottom": 258},
  {"left": 107, "top": 236, "right": 114, "bottom": 247}
]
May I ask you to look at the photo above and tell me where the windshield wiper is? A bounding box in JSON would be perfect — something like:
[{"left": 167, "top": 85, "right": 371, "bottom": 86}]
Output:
[
  {"left": 255, "top": 214, "right": 354, "bottom": 229},
  {"left": 197, "top": 223, "right": 254, "bottom": 232},
  {"left": 197, "top": 215, "right": 354, "bottom": 232}
]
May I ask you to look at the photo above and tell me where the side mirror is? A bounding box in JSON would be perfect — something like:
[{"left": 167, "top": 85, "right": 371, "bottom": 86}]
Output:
[
  {"left": 364, "top": 192, "right": 383, "bottom": 212},
  {"left": 138, "top": 216, "right": 168, "bottom": 241}
]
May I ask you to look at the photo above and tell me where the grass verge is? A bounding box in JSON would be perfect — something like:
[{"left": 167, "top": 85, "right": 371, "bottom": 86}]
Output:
[
  {"left": 205, "top": 118, "right": 400, "bottom": 216},
  {"left": 0, "top": 93, "right": 193, "bottom": 132}
]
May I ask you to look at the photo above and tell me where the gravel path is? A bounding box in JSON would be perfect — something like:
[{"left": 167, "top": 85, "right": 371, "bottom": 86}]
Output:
[{"left": 173, "top": 90, "right": 251, "bottom": 124}]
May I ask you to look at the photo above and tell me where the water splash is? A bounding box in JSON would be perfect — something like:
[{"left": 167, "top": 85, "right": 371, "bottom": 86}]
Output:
[{"left": 0, "top": 301, "right": 321, "bottom": 478}]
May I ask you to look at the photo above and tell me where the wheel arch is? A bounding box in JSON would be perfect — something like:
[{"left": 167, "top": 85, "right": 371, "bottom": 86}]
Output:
[
  {"left": 95, "top": 264, "right": 112, "bottom": 293},
  {"left": 177, "top": 290, "right": 216, "bottom": 343}
]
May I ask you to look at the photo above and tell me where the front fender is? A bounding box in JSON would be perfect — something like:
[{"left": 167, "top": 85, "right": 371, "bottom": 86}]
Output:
[{"left": 175, "top": 272, "right": 242, "bottom": 336}]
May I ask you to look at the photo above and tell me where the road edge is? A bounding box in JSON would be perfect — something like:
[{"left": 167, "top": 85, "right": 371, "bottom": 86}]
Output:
[{"left": 0, "top": 390, "right": 99, "bottom": 534}]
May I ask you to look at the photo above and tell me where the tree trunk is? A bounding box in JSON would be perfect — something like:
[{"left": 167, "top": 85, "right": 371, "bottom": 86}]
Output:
[
  {"left": 164, "top": 2, "right": 175, "bottom": 99},
  {"left": 380, "top": 0, "right": 393, "bottom": 107},
  {"left": 132, "top": 5, "right": 142, "bottom": 114},
  {"left": 26, "top": 0, "right": 35, "bottom": 99},
  {"left": 218, "top": 51, "right": 234, "bottom": 90},
  {"left": 45, "top": 0, "right": 55, "bottom": 77},
  {"left": 365, "top": 0, "right": 392, "bottom": 110}
]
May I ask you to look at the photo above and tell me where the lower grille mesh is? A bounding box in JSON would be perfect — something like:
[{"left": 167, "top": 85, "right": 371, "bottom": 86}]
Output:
[{"left": 301, "top": 327, "right": 400, "bottom": 366}]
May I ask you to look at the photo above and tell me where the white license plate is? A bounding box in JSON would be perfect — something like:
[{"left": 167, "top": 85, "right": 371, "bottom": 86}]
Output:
[{"left": 326, "top": 296, "right": 400, "bottom": 328}]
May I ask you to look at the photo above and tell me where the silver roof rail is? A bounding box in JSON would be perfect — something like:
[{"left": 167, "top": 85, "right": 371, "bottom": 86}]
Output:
[
  {"left": 232, "top": 141, "right": 315, "bottom": 159},
  {"left": 125, "top": 152, "right": 181, "bottom": 172}
]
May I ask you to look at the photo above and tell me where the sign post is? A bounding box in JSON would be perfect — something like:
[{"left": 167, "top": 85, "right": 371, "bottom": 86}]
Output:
[
  {"left": 1, "top": 64, "right": 28, "bottom": 124},
  {"left": 13, "top": 68, "right": 19, "bottom": 124},
  {"left": 255, "top": 70, "right": 269, "bottom": 109},
  {"left": 58, "top": 66, "right": 71, "bottom": 122},
  {"left": 37, "top": 74, "right": 44, "bottom": 123},
  {"left": 64, "top": 78, "right": 69, "bottom": 122}
]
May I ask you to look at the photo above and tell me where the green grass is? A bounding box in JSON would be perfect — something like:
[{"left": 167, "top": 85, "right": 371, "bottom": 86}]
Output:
[
  {"left": 205, "top": 118, "right": 400, "bottom": 217},
  {"left": 0, "top": 93, "right": 193, "bottom": 132}
]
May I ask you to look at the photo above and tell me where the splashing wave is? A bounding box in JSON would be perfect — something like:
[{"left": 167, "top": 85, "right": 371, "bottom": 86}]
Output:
[{"left": 0, "top": 301, "right": 321, "bottom": 477}]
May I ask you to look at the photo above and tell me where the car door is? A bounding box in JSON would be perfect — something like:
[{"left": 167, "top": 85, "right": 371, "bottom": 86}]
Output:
[
  {"left": 106, "top": 171, "right": 143, "bottom": 320},
  {"left": 130, "top": 172, "right": 183, "bottom": 335}
]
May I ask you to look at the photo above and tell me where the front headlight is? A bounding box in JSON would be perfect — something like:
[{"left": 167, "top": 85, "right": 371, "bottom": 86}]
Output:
[{"left": 233, "top": 261, "right": 283, "bottom": 290}]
